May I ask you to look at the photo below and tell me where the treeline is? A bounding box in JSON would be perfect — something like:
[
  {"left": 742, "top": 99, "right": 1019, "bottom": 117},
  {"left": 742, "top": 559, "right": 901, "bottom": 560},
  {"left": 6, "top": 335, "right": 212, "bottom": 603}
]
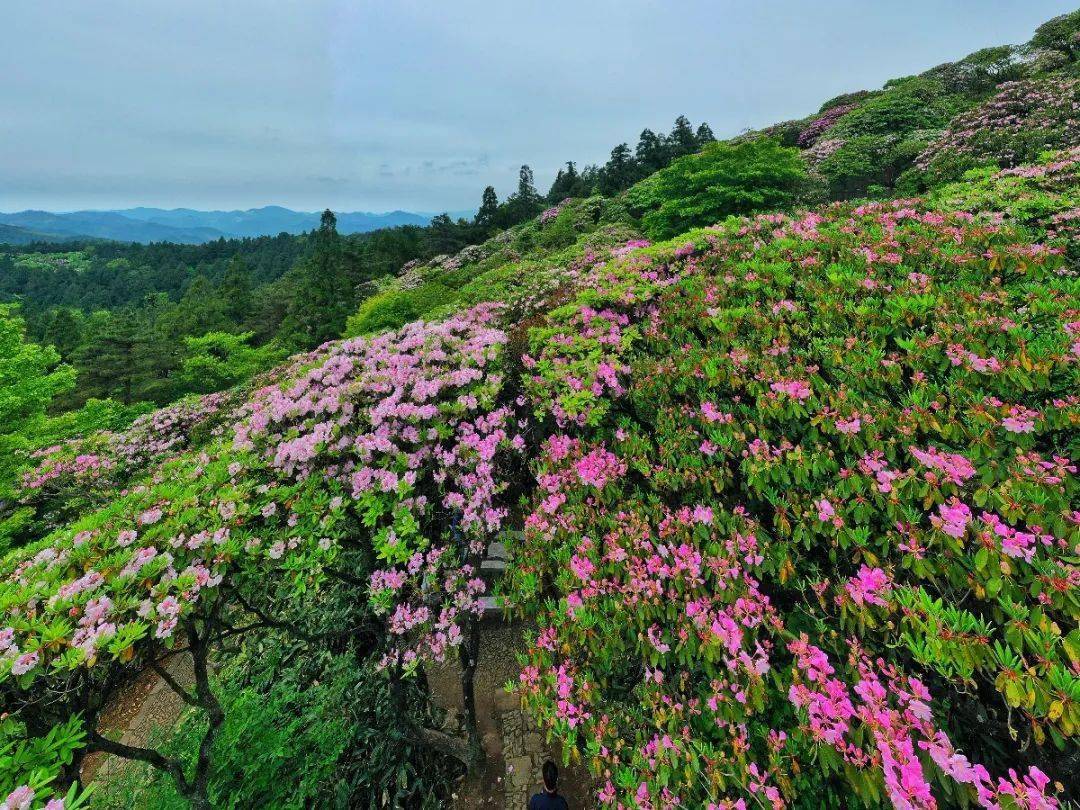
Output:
[
  {"left": 1, "top": 112, "right": 716, "bottom": 411},
  {"left": 547, "top": 114, "right": 715, "bottom": 199},
  {"left": 466, "top": 115, "right": 717, "bottom": 232},
  {"left": 1, "top": 216, "right": 488, "bottom": 408}
]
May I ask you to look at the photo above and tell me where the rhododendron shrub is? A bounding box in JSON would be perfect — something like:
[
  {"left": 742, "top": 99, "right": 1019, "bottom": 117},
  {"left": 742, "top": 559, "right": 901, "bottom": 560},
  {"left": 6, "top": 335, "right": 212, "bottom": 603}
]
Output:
[
  {"left": 0, "top": 717, "right": 89, "bottom": 810},
  {"left": 0, "top": 304, "right": 524, "bottom": 803},
  {"left": 507, "top": 200, "right": 1077, "bottom": 807},
  {"left": 11, "top": 391, "right": 237, "bottom": 549},
  {"left": 928, "top": 147, "right": 1080, "bottom": 248},
  {"left": 914, "top": 78, "right": 1080, "bottom": 185},
  {"left": 796, "top": 103, "right": 858, "bottom": 147}
]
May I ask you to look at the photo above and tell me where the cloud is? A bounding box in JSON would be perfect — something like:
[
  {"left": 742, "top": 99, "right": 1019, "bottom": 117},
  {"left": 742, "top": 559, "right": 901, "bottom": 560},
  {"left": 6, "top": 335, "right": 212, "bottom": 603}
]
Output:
[{"left": 1, "top": 0, "right": 1074, "bottom": 211}]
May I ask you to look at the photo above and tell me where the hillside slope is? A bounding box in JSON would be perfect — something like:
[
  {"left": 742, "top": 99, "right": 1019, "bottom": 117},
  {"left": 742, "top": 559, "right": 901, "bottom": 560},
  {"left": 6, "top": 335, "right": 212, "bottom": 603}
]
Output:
[
  {"left": 0, "top": 207, "right": 438, "bottom": 245},
  {"left": 2, "top": 10, "right": 1080, "bottom": 810},
  {"left": 0, "top": 222, "right": 91, "bottom": 245},
  {"left": 3, "top": 145, "right": 1078, "bottom": 809}
]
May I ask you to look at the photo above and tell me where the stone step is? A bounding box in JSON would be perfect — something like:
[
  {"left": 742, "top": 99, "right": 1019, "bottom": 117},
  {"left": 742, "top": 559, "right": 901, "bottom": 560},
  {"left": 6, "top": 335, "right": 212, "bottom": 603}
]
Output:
[
  {"left": 487, "top": 540, "right": 510, "bottom": 561},
  {"left": 479, "top": 595, "right": 505, "bottom": 616},
  {"left": 480, "top": 557, "right": 507, "bottom": 574}
]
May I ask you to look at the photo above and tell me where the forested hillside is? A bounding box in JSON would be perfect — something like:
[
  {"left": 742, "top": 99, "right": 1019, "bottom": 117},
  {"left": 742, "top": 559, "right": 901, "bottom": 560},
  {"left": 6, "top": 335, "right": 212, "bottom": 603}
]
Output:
[{"left": 2, "top": 9, "right": 1079, "bottom": 810}]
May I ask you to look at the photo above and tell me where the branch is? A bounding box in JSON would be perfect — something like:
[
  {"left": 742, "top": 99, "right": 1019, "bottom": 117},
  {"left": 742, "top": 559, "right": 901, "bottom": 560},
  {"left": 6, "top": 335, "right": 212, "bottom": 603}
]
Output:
[
  {"left": 86, "top": 728, "right": 190, "bottom": 793},
  {"left": 322, "top": 566, "right": 368, "bottom": 588},
  {"left": 148, "top": 659, "right": 200, "bottom": 708},
  {"left": 186, "top": 612, "right": 226, "bottom": 807},
  {"left": 230, "top": 588, "right": 316, "bottom": 643},
  {"left": 416, "top": 726, "right": 472, "bottom": 767}
]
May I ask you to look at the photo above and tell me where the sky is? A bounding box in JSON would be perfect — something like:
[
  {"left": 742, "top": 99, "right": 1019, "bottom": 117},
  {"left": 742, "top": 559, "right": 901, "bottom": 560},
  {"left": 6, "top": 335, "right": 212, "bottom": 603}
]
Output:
[{"left": 1, "top": 1, "right": 1076, "bottom": 214}]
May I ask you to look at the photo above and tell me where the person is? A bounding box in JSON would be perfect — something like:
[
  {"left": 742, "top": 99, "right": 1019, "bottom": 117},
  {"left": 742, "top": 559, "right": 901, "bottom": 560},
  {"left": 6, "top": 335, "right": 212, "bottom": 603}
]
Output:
[{"left": 528, "top": 760, "right": 569, "bottom": 810}]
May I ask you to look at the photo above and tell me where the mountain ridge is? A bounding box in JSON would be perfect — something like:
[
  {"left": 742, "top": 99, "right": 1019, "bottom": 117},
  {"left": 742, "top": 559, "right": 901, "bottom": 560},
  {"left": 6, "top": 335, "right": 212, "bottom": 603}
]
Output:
[{"left": 0, "top": 205, "right": 465, "bottom": 245}]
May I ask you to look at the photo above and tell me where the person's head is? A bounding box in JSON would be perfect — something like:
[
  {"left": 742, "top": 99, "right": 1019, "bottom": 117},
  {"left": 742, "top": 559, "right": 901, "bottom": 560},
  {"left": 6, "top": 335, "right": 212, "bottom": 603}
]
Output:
[{"left": 541, "top": 760, "right": 558, "bottom": 793}]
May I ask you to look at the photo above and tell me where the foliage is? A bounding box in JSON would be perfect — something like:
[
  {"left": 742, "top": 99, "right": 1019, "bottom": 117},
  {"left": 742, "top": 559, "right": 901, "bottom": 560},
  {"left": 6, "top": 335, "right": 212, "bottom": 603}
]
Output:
[
  {"left": 818, "top": 133, "right": 936, "bottom": 199},
  {"left": 5, "top": 11, "right": 1080, "bottom": 809},
  {"left": 1026, "top": 10, "right": 1080, "bottom": 60},
  {"left": 91, "top": 651, "right": 455, "bottom": 810},
  {"left": 631, "top": 139, "right": 807, "bottom": 239},
  {"left": 178, "top": 332, "right": 285, "bottom": 394},
  {"left": 1, "top": 717, "right": 91, "bottom": 810},
  {"left": 925, "top": 46, "right": 1024, "bottom": 96},
  {"left": 912, "top": 78, "right": 1080, "bottom": 187},
  {"left": 344, "top": 283, "right": 457, "bottom": 338},
  {"left": 508, "top": 190, "right": 1077, "bottom": 807},
  {"left": 927, "top": 148, "right": 1080, "bottom": 244},
  {"left": 824, "top": 78, "right": 963, "bottom": 140},
  {"left": 796, "top": 104, "right": 859, "bottom": 147},
  {"left": 0, "top": 308, "right": 77, "bottom": 507}
]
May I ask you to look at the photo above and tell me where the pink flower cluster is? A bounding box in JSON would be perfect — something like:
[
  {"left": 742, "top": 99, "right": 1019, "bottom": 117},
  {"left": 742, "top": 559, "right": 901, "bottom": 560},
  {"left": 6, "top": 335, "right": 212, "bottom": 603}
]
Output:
[
  {"left": 909, "top": 446, "right": 976, "bottom": 486},
  {"left": 797, "top": 103, "right": 858, "bottom": 147},
  {"left": 789, "top": 639, "right": 1060, "bottom": 809}
]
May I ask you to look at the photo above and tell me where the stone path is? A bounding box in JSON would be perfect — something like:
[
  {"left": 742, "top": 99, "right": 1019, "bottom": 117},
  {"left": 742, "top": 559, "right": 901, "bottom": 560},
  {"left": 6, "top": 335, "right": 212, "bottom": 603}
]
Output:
[
  {"left": 498, "top": 705, "right": 564, "bottom": 809},
  {"left": 81, "top": 652, "right": 194, "bottom": 785},
  {"left": 431, "top": 536, "right": 595, "bottom": 809}
]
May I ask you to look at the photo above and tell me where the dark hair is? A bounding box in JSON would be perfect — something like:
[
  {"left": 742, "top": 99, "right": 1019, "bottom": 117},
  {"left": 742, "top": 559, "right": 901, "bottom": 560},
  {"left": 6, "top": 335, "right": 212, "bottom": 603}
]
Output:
[{"left": 542, "top": 760, "right": 558, "bottom": 791}]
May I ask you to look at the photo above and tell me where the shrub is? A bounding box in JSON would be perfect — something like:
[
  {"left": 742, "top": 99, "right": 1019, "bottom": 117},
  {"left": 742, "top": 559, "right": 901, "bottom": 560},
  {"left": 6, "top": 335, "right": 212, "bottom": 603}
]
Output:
[
  {"left": 923, "top": 46, "right": 1024, "bottom": 96},
  {"left": 914, "top": 78, "right": 1080, "bottom": 186},
  {"left": 797, "top": 104, "right": 859, "bottom": 147},
  {"left": 1026, "top": 10, "right": 1080, "bottom": 60},
  {"left": 509, "top": 196, "right": 1077, "bottom": 807},
  {"left": 633, "top": 138, "right": 807, "bottom": 239},
  {"left": 178, "top": 332, "right": 285, "bottom": 395},
  {"left": 818, "top": 89, "right": 876, "bottom": 114},
  {"left": 818, "top": 133, "right": 934, "bottom": 198},
  {"left": 92, "top": 653, "right": 456, "bottom": 809},
  {"left": 826, "top": 78, "right": 964, "bottom": 139},
  {"left": 344, "top": 282, "right": 457, "bottom": 336}
]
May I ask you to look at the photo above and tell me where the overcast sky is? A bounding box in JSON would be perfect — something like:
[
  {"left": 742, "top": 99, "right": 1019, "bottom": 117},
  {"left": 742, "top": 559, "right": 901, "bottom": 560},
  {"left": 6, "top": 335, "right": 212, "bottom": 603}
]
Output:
[{"left": 1, "top": 1, "right": 1075, "bottom": 214}]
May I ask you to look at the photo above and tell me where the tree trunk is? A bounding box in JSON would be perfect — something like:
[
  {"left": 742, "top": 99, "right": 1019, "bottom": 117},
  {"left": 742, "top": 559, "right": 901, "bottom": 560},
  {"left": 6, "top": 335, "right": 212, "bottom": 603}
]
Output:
[{"left": 458, "top": 612, "right": 484, "bottom": 773}]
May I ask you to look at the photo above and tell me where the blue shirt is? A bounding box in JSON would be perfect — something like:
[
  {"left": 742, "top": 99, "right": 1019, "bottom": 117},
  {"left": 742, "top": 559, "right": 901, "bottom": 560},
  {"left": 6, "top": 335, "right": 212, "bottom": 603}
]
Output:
[{"left": 528, "top": 791, "right": 569, "bottom": 810}]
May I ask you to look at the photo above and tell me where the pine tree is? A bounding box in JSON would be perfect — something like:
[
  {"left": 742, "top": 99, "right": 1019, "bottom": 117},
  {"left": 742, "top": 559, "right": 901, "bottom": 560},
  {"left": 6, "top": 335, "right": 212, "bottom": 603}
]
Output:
[
  {"left": 426, "top": 213, "right": 467, "bottom": 255},
  {"left": 517, "top": 165, "right": 539, "bottom": 202},
  {"left": 218, "top": 257, "right": 255, "bottom": 325},
  {"left": 475, "top": 186, "right": 499, "bottom": 227},
  {"left": 669, "top": 115, "right": 699, "bottom": 158},
  {"left": 169, "top": 275, "right": 231, "bottom": 338},
  {"left": 546, "top": 162, "right": 581, "bottom": 202},
  {"left": 696, "top": 122, "right": 716, "bottom": 144},
  {"left": 635, "top": 128, "right": 668, "bottom": 171},
  {"left": 74, "top": 312, "right": 138, "bottom": 404},
  {"left": 42, "top": 308, "right": 83, "bottom": 360},
  {"left": 130, "top": 293, "right": 182, "bottom": 404},
  {"left": 599, "top": 143, "right": 638, "bottom": 195},
  {"left": 281, "top": 210, "right": 353, "bottom": 349},
  {"left": 501, "top": 165, "right": 544, "bottom": 227}
]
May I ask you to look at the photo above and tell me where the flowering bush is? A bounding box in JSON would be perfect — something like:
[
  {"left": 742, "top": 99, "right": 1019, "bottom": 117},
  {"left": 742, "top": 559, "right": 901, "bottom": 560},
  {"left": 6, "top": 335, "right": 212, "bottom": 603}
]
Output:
[
  {"left": 914, "top": 78, "right": 1080, "bottom": 184},
  {"left": 927, "top": 147, "right": 1080, "bottom": 249},
  {"left": 2, "top": 143, "right": 1080, "bottom": 808},
  {"left": 9, "top": 391, "right": 237, "bottom": 552},
  {"left": 1, "top": 717, "right": 89, "bottom": 810},
  {"left": 796, "top": 104, "right": 858, "bottom": 147},
  {"left": 506, "top": 197, "right": 1077, "bottom": 807},
  {"left": 0, "top": 304, "right": 525, "bottom": 804}
]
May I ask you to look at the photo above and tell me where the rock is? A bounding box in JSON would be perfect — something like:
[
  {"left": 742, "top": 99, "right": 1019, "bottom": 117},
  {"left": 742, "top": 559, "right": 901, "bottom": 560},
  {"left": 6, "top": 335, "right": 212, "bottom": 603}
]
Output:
[
  {"left": 493, "top": 689, "right": 519, "bottom": 713},
  {"left": 481, "top": 731, "right": 503, "bottom": 758}
]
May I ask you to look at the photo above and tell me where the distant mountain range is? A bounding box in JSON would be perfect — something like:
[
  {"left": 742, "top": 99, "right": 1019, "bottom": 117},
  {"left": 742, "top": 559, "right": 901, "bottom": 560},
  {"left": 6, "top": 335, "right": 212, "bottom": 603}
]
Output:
[
  {"left": 0, "top": 206, "right": 474, "bottom": 245},
  {"left": 0, "top": 222, "right": 95, "bottom": 246}
]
